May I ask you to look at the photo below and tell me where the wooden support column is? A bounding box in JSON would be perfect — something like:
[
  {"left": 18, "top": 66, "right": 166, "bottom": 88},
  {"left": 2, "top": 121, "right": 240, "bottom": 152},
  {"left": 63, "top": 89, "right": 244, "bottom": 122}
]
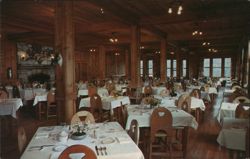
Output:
[
  {"left": 55, "top": 1, "right": 75, "bottom": 124},
  {"left": 160, "top": 38, "right": 167, "bottom": 82},
  {"left": 125, "top": 49, "right": 130, "bottom": 78},
  {"left": 248, "top": 40, "right": 250, "bottom": 98},
  {"left": 221, "top": 58, "right": 225, "bottom": 77},
  {"left": 55, "top": 1, "right": 64, "bottom": 124},
  {"left": 130, "top": 25, "right": 141, "bottom": 87},
  {"left": 99, "top": 45, "right": 106, "bottom": 79}
]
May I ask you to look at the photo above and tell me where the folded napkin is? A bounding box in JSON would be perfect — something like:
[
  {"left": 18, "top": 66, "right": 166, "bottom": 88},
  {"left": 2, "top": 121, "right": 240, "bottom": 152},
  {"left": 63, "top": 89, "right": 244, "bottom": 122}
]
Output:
[
  {"left": 35, "top": 132, "right": 49, "bottom": 139},
  {"left": 116, "top": 136, "right": 130, "bottom": 144}
]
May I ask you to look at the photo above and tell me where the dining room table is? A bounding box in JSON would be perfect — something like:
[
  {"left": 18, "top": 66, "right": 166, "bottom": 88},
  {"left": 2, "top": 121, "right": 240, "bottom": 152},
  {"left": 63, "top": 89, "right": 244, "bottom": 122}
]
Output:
[
  {"left": 77, "top": 88, "right": 109, "bottom": 97},
  {"left": 125, "top": 104, "right": 198, "bottom": 158},
  {"left": 79, "top": 96, "right": 130, "bottom": 111},
  {"left": 217, "top": 102, "right": 239, "bottom": 124},
  {"left": 217, "top": 118, "right": 249, "bottom": 151},
  {"left": 20, "top": 122, "right": 144, "bottom": 159},
  {"left": 0, "top": 98, "right": 23, "bottom": 118},
  {"left": 20, "top": 88, "right": 47, "bottom": 101},
  {"left": 142, "top": 86, "right": 166, "bottom": 95}
]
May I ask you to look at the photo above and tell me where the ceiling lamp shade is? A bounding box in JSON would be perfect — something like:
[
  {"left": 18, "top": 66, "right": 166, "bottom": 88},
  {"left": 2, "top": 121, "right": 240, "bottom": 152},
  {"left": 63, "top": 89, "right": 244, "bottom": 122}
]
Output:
[
  {"left": 168, "top": 0, "right": 183, "bottom": 15},
  {"left": 109, "top": 32, "right": 118, "bottom": 43}
]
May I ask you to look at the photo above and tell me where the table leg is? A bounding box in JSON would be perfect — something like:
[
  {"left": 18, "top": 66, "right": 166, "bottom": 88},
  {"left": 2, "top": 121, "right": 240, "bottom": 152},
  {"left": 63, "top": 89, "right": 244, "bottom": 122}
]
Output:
[
  {"left": 36, "top": 102, "right": 41, "bottom": 120},
  {"left": 182, "top": 127, "right": 189, "bottom": 158}
]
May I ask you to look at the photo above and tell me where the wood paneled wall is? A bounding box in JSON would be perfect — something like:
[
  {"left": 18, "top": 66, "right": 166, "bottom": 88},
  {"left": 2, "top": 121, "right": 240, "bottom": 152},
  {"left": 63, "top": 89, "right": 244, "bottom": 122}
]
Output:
[
  {"left": 106, "top": 51, "right": 126, "bottom": 78},
  {"left": 0, "top": 36, "right": 18, "bottom": 85},
  {"left": 0, "top": 37, "right": 246, "bottom": 88}
]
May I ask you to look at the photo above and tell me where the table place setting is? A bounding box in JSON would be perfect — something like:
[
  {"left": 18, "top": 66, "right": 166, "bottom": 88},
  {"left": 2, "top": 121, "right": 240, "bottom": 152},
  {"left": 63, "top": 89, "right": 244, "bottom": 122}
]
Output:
[{"left": 21, "top": 122, "right": 144, "bottom": 159}]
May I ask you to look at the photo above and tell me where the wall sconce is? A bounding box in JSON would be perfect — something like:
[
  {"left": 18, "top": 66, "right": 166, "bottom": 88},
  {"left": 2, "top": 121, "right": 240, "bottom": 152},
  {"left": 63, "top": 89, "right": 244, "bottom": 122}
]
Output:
[{"left": 7, "top": 67, "right": 13, "bottom": 79}]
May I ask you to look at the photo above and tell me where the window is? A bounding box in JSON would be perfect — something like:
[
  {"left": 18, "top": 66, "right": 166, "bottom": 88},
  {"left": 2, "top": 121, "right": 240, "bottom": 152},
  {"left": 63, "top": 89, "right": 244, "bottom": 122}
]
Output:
[
  {"left": 224, "top": 58, "right": 231, "bottom": 77},
  {"left": 212, "top": 58, "right": 222, "bottom": 77},
  {"left": 166, "top": 59, "right": 177, "bottom": 77},
  {"left": 203, "top": 58, "right": 210, "bottom": 77},
  {"left": 140, "top": 60, "right": 143, "bottom": 77},
  {"left": 182, "top": 59, "right": 187, "bottom": 77},
  {"left": 166, "top": 59, "right": 171, "bottom": 77},
  {"left": 173, "top": 60, "right": 177, "bottom": 77},
  {"left": 148, "top": 60, "right": 153, "bottom": 77}
]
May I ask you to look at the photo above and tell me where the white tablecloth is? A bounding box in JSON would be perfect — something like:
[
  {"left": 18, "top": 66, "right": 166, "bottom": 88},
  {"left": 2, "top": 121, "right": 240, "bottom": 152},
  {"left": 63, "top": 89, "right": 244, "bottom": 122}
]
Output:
[
  {"left": 190, "top": 97, "right": 206, "bottom": 111},
  {"left": 217, "top": 102, "right": 238, "bottom": 123},
  {"left": 79, "top": 96, "right": 130, "bottom": 110},
  {"left": 5, "top": 86, "right": 13, "bottom": 98},
  {"left": 77, "top": 88, "right": 109, "bottom": 97},
  {"left": 153, "top": 95, "right": 178, "bottom": 107},
  {"left": 20, "top": 88, "right": 46, "bottom": 101},
  {"left": 217, "top": 118, "right": 249, "bottom": 151},
  {"left": 21, "top": 122, "right": 144, "bottom": 159},
  {"left": 208, "top": 87, "right": 218, "bottom": 94},
  {"left": 125, "top": 105, "right": 198, "bottom": 130},
  {"left": 33, "top": 93, "right": 48, "bottom": 106},
  {"left": 187, "top": 85, "right": 201, "bottom": 91},
  {"left": 115, "top": 84, "right": 128, "bottom": 92},
  {"left": 0, "top": 98, "right": 23, "bottom": 118}
]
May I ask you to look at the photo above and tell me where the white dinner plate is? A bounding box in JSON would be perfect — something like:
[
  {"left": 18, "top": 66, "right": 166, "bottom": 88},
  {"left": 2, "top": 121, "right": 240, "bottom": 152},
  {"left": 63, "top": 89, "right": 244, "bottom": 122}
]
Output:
[{"left": 100, "top": 137, "right": 115, "bottom": 144}]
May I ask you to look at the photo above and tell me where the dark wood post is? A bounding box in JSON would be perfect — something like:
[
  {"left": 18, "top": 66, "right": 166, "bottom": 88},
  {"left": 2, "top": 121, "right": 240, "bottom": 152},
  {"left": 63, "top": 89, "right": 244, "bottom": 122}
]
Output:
[
  {"left": 55, "top": 1, "right": 75, "bottom": 124},
  {"left": 99, "top": 45, "right": 106, "bottom": 79},
  {"left": 130, "top": 25, "right": 141, "bottom": 87},
  {"left": 160, "top": 37, "right": 167, "bottom": 82}
]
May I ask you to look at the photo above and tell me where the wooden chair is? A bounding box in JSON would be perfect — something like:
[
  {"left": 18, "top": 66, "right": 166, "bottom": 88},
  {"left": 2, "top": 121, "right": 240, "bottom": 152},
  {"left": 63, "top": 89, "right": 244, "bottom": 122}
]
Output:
[
  {"left": 0, "top": 90, "right": 8, "bottom": 99},
  {"left": 90, "top": 94, "right": 109, "bottom": 122},
  {"left": 190, "top": 89, "right": 201, "bottom": 99},
  {"left": 246, "top": 127, "right": 249, "bottom": 158},
  {"left": 228, "top": 88, "right": 248, "bottom": 102},
  {"left": 127, "top": 119, "right": 140, "bottom": 145},
  {"left": 18, "top": 126, "right": 27, "bottom": 155},
  {"left": 180, "top": 97, "right": 191, "bottom": 113},
  {"left": 58, "top": 145, "right": 97, "bottom": 159},
  {"left": 176, "top": 93, "right": 189, "bottom": 108},
  {"left": 127, "top": 87, "right": 142, "bottom": 104},
  {"left": 88, "top": 86, "right": 97, "bottom": 97},
  {"left": 107, "top": 83, "right": 116, "bottom": 95},
  {"left": 71, "top": 111, "right": 95, "bottom": 125},
  {"left": 235, "top": 103, "right": 250, "bottom": 119},
  {"left": 181, "top": 81, "right": 187, "bottom": 92},
  {"left": 232, "top": 85, "right": 242, "bottom": 91},
  {"left": 190, "top": 89, "right": 204, "bottom": 123},
  {"left": 12, "top": 85, "right": 21, "bottom": 98},
  {"left": 233, "top": 96, "right": 250, "bottom": 104},
  {"left": 141, "top": 96, "right": 153, "bottom": 105},
  {"left": 149, "top": 107, "right": 173, "bottom": 159},
  {"left": 111, "top": 102, "right": 128, "bottom": 128},
  {"left": 144, "top": 86, "right": 153, "bottom": 97},
  {"left": 46, "top": 91, "right": 57, "bottom": 120}
]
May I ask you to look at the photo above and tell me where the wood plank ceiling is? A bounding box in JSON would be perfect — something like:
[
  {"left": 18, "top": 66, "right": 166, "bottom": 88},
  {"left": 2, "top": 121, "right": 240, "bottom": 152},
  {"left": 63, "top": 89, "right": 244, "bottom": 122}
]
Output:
[{"left": 1, "top": 0, "right": 250, "bottom": 54}]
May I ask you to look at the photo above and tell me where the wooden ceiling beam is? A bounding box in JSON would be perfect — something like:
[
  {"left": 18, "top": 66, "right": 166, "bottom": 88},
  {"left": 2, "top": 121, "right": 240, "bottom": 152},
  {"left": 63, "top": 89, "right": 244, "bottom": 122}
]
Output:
[
  {"left": 85, "top": 0, "right": 167, "bottom": 39},
  {"left": 2, "top": 15, "right": 53, "bottom": 34}
]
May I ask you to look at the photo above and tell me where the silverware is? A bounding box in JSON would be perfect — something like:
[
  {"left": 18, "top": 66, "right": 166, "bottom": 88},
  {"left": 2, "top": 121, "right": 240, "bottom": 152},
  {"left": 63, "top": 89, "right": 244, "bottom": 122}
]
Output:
[
  {"left": 99, "top": 147, "right": 104, "bottom": 155},
  {"left": 95, "top": 146, "right": 99, "bottom": 156},
  {"left": 102, "top": 147, "right": 107, "bottom": 155}
]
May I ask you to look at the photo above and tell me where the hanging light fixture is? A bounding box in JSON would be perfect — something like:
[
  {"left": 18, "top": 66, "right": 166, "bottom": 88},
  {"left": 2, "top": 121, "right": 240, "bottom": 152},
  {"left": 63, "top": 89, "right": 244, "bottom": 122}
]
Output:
[
  {"left": 109, "top": 32, "right": 118, "bottom": 43},
  {"left": 168, "top": 7, "right": 172, "bottom": 14},
  {"left": 168, "top": 0, "right": 183, "bottom": 15},
  {"left": 192, "top": 23, "right": 203, "bottom": 36}
]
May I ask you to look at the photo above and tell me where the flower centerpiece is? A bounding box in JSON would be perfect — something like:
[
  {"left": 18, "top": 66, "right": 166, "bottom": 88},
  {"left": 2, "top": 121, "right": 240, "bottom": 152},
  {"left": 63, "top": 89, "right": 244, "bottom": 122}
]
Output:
[{"left": 144, "top": 96, "right": 161, "bottom": 108}]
